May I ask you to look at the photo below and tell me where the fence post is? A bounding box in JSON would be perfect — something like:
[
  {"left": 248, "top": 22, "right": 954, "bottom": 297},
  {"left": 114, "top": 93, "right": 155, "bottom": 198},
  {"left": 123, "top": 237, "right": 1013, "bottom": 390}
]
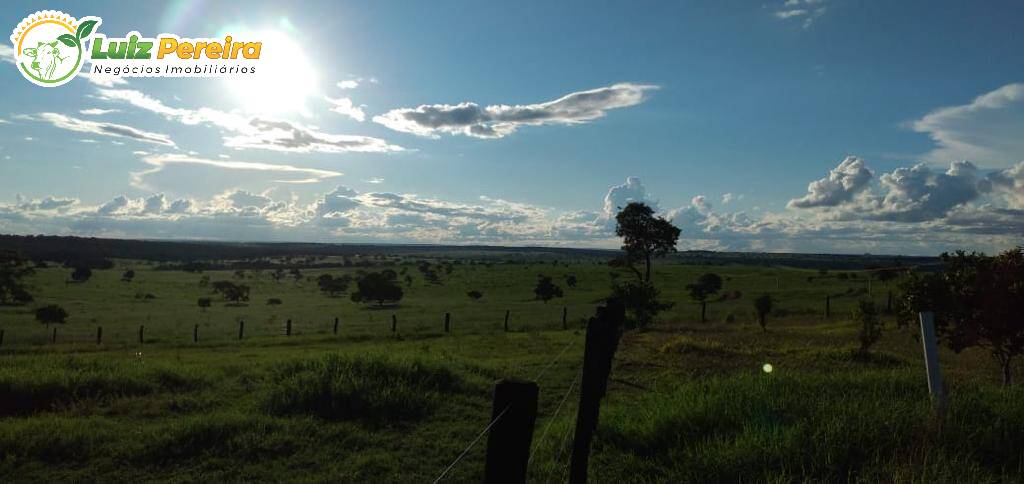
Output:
[
  {"left": 825, "top": 295, "right": 831, "bottom": 319},
  {"left": 392, "top": 314, "right": 397, "bottom": 333},
  {"left": 504, "top": 310, "right": 510, "bottom": 332},
  {"left": 333, "top": 317, "right": 339, "bottom": 335},
  {"left": 445, "top": 312, "right": 451, "bottom": 333},
  {"left": 484, "top": 379, "right": 539, "bottom": 484},
  {"left": 0, "top": 329, "right": 4, "bottom": 348},
  {"left": 96, "top": 326, "right": 103, "bottom": 345},
  {"left": 193, "top": 324, "right": 199, "bottom": 343},
  {"left": 139, "top": 325, "right": 144, "bottom": 344},
  {"left": 238, "top": 320, "right": 245, "bottom": 340},
  {"left": 562, "top": 306, "right": 568, "bottom": 330},
  {"left": 52, "top": 327, "right": 57, "bottom": 344},
  {"left": 886, "top": 290, "right": 893, "bottom": 313},
  {"left": 569, "top": 300, "right": 625, "bottom": 484},
  {"left": 286, "top": 319, "right": 292, "bottom": 336},
  {"left": 701, "top": 301, "right": 707, "bottom": 323},
  {"left": 918, "top": 311, "right": 947, "bottom": 413}
]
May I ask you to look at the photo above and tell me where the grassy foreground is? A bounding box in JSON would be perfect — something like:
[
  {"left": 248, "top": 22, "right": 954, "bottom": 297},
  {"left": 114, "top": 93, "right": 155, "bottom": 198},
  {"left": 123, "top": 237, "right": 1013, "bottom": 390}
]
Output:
[{"left": 1, "top": 260, "right": 1022, "bottom": 482}]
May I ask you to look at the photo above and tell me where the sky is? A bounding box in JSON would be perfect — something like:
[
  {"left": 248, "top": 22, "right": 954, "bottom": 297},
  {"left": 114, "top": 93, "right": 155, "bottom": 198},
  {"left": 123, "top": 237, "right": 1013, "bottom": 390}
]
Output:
[{"left": 0, "top": 0, "right": 1022, "bottom": 256}]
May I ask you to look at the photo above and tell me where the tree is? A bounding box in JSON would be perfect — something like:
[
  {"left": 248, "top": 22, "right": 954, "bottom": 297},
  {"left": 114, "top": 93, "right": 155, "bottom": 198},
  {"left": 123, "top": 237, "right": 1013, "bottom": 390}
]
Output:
[
  {"left": 350, "top": 272, "right": 404, "bottom": 306},
  {"left": 610, "top": 281, "right": 673, "bottom": 329},
  {"left": 211, "top": 281, "right": 250, "bottom": 305},
  {"left": 534, "top": 275, "right": 564, "bottom": 303},
  {"left": 855, "top": 299, "right": 882, "bottom": 356},
  {"left": 121, "top": 269, "right": 135, "bottom": 282},
  {"left": 267, "top": 298, "right": 283, "bottom": 305},
  {"left": 318, "top": 274, "right": 351, "bottom": 297},
  {"left": 0, "top": 250, "right": 34, "bottom": 305},
  {"left": 686, "top": 273, "right": 723, "bottom": 323},
  {"left": 613, "top": 202, "right": 681, "bottom": 284},
  {"left": 898, "top": 248, "right": 1024, "bottom": 386},
  {"left": 290, "top": 268, "right": 303, "bottom": 283},
  {"left": 565, "top": 274, "right": 578, "bottom": 288},
  {"left": 35, "top": 304, "right": 68, "bottom": 325},
  {"left": 754, "top": 293, "right": 773, "bottom": 332},
  {"left": 197, "top": 297, "right": 212, "bottom": 312},
  {"left": 467, "top": 290, "right": 483, "bottom": 301},
  {"left": 70, "top": 266, "right": 92, "bottom": 283}
]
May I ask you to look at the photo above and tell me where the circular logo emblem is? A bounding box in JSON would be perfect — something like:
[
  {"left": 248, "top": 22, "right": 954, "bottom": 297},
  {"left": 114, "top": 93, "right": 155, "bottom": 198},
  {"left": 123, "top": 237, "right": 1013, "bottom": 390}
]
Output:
[{"left": 9, "top": 10, "right": 100, "bottom": 87}]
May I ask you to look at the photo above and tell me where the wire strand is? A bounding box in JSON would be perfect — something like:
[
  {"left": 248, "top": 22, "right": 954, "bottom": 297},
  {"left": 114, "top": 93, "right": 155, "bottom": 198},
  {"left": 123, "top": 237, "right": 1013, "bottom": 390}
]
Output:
[
  {"left": 433, "top": 404, "right": 511, "bottom": 483},
  {"left": 527, "top": 365, "right": 582, "bottom": 467},
  {"left": 533, "top": 336, "right": 578, "bottom": 381}
]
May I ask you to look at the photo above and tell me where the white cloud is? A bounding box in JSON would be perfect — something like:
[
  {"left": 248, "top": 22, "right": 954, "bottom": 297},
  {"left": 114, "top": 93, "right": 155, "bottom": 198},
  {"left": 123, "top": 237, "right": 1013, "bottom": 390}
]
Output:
[
  {"left": 0, "top": 44, "right": 15, "bottom": 64},
  {"left": 95, "top": 88, "right": 402, "bottom": 154},
  {"left": 25, "top": 112, "right": 175, "bottom": 146},
  {"left": 788, "top": 156, "right": 873, "bottom": 208},
  {"left": 79, "top": 108, "right": 120, "bottom": 115},
  {"left": 325, "top": 96, "right": 366, "bottom": 122},
  {"left": 774, "top": 0, "right": 826, "bottom": 28},
  {"left": 603, "top": 176, "right": 657, "bottom": 218},
  {"left": 131, "top": 154, "right": 343, "bottom": 189},
  {"left": 912, "top": 83, "right": 1024, "bottom": 168},
  {"left": 374, "top": 83, "right": 658, "bottom": 139},
  {"left": 337, "top": 80, "right": 359, "bottom": 90},
  {"left": 364, "top": 177, "right": 385, "bottom": 184},
  {"left": 79, "top": 72, "right": 128, "bottom": 87}
]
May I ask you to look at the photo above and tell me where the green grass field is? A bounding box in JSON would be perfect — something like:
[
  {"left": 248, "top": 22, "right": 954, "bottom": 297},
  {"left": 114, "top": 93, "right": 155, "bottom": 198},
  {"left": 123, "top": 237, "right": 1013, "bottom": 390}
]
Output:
[{"left": 1, "top": 258, "right": 1022, "bottom": 482}]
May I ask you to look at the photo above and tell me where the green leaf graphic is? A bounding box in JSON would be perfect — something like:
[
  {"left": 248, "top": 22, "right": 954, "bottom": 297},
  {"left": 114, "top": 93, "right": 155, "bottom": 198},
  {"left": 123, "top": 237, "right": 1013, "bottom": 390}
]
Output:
[
  {"left": 57, "top": 34, "right": 78, "bottom": 48},
  {"left": 76, "top": 20, "right": 97, "bottom": 40}
]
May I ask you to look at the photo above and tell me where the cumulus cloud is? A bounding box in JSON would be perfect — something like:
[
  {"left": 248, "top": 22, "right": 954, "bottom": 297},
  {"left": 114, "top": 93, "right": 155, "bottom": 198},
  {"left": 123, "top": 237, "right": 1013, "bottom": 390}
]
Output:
[
  {"left": 602, "top": 176, "right": 657, "bottom": 218},
  {"left": 0, "top": 44, "right": 15, "bottom": 64},
  {"left": 325, "top": 96, "right": 366, "bottom": 122},
  {"left": 374, "top": 83, "right": 658, "bottom": 139},
  {"left": 337, "top": 80, "right": 359, "bottom": 90},
  {"left": 25, "top": 112, "right": 175, "bottom": 146},
  {"left": 95, "top": 88, "right": 402, "bottom": 154},
  {"left": 79, "top": 72, "right": 128, "bottom": 87},
  {"left": 788, "top": 156, "right": 873, "bottom": 208},
  {"left": 912, "top": 83, "right": 1024, "bottom": 168},
  {"left": 987, "top": 161, "right": 1024, "bottom": 209},
  {"left": 15, "top": 196, "right": 78, "bottom": 212}
]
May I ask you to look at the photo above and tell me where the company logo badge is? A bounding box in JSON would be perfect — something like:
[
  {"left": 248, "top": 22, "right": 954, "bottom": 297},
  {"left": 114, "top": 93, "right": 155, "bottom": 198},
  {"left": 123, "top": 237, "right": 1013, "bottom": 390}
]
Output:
[{"left": 10, "top": 10, "right": 100, "bottom": 87}]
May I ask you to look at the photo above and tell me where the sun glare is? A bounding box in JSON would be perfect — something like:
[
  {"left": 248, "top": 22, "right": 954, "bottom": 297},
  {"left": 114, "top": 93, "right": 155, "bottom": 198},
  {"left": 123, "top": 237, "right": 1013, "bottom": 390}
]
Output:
[{"left": 220, "top": 29, "right": 318, "bottom": 115}]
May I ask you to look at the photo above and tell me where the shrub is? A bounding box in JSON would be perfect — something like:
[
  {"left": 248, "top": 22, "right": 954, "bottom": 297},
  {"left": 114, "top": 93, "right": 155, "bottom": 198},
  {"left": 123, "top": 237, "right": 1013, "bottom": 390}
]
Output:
[
  {"left": 267, "top": 298, "right": 283, "bottom": 305},
  {"left": 466, "top": 290, "right": 483, "bottom": 301},
  {"left": 35, "top": 304, "right": 68, "bottom": 325},
  {"left": 855, "top": 299, "right": 882, "bottom": 356}
]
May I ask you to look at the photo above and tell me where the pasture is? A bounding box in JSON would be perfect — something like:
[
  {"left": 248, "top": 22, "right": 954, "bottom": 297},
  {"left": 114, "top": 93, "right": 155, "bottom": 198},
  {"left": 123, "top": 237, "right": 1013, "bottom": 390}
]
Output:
[{"left": 1, "top": 254, "right": 1022, "bottom": 482}]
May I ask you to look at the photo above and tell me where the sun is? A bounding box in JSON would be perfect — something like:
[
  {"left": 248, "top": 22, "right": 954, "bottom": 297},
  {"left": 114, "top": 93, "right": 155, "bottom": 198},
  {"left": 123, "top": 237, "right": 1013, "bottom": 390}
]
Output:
[{"left": 220, "top": 29, "right": 319, "bottom": 116}]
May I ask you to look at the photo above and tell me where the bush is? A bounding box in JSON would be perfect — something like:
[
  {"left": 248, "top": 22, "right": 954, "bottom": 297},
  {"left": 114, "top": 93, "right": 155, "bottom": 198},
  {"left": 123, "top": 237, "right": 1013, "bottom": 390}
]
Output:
[
  {"left": 854, "top": 299, "right": 882, "bottom": 356},
  {"left": 260, "top": 354, "right": 462, "bottom": 423},
  {"left": 267, "top": 298, "right": 283, "bottom": 306},
  {"left": 466, "top": 290, "right": 483, "bottom": 301},
  {"left": 35, "top": 304, "right": 68, "bottom": 325}
]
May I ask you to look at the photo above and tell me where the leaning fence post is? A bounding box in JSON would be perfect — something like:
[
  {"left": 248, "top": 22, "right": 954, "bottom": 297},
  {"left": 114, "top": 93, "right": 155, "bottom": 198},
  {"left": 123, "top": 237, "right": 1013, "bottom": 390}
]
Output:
[
  {"left": 444, "top": 312, "right": 451, "bottom": 333},
  {"left": 392, "top": 314, "right": 397, "bottom": 333},
  {"left": 918, "top": 311, "right": 946, "bottom": 413},
  {"left": 138, "top": 325, "right": 144, "bottom": 344},
  {"left": 569, "top": 300, "right": 625, "bottom": 484},
  {"left": 96, "top": 326, "right": 103, "bottom": 345},
  {"left": 193, "top": 324, "right": 199, "bottom": 343},
  {"left": 238, "top": 320, "right": 245, "bottom": 340},
  {"left": 504, "top": 309, "right": 510, "bottom": 332},
  {"left": 286, "top": 319, "right": 292, "bottom": 336},
  {"left": 484, "top": 379, "right": 539, "bottom": 484},
  {"left": 333, "top": 317, "right": 339, "bottom": 335}
]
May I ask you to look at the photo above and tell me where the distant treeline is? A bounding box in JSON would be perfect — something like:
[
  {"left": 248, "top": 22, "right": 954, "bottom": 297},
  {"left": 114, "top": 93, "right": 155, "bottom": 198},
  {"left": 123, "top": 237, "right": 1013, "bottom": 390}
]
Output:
[{"left": 0, "top": 234, "right": 939, "bottom": 270}]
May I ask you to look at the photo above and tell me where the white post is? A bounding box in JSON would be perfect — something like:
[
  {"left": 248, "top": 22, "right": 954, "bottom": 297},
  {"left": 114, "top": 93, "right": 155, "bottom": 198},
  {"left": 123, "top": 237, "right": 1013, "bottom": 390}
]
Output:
[{"left": 918, "top": 311, "right": 946, "bottom": 412}]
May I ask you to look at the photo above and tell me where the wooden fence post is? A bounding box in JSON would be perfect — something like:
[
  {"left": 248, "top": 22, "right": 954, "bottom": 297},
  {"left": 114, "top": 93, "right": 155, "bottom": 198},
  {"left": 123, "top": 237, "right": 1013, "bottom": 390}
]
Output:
[
  {"left": 333, "top": 317, "right": 339, "bottom": 335},
  {"left": 569, "top": 300, "right": 625, "bottom": 484},
  {"left": 286, "top": 319, "right": 292, "bottom": 336},
  {"left": 504, "top": 309, "right": 510, "bottom": 332},
  {"left": 138, "top": 325, "right": 144, "bottom": 344},
  {"left": 562, "top": 306, "right": 568, "bottom": 330},
  {"left": 392, "top": 314, "right": 397, "bottom": 333},
  {"left": 96, "top": 326, "right": 103, "bottom": 345},
  {"left": 825, "top": 295, "right": 831, "bottom": 319},
  {"left": 238, "top": 320, "right": 245, "bottom": 340},
  {"left": 700, "top": 301, "right": 707, "bottom": 323},
  {"left": 52, "top": 327, "right": 57, "bottom": 344},
  {"left": 484, "top": 379, "right": 539, "bottom": 484},
  {"left": 886, "top": 290, "right": 893, "bottom": 313},
  {"left": 0, "top": 329, "right": 4, "bottom": 348},
  {"left": 444, "top": 312, "right": 451, "bottom": 333},
  {"left": 193, "top": 324, "right": 199, "bottom": 343},
  {"left": 918, "top": 311, "right": 947, "bottom": 413}
]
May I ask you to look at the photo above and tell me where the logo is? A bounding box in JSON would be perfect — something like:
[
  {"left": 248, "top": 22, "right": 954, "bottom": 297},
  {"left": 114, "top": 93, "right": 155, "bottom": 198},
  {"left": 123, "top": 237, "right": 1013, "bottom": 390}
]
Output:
[
  {"left": 10, "top": 10, "right": 263, "bottom": 87},
  {"left": 10, "top": 10, "right": 100, "bottom": 87}
]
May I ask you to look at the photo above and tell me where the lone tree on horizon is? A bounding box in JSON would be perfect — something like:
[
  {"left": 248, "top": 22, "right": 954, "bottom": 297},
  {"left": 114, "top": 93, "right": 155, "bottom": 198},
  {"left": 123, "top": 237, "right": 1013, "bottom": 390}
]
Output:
[
  {"left": 687, "top": 273, "right": 723, "bottom": 323},
  {"left": 534, "top": 275, "right": 564, "bottom": 303},
  {"left": 351, "top": 271, "right": 404, "bottom": 306},
  {"left": 899, "top": 248, "right": 1024, "bottom": 386},
  {"left": 610, "top": 202, "right": 680, "bottom": 328}
]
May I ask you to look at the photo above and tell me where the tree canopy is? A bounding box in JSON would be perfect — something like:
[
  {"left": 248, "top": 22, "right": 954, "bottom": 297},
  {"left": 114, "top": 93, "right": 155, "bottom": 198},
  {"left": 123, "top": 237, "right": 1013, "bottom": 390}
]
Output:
[
  {"left": 351, "top": 271, "right": 404, "bottom": 306},
  {"left": 533, "top": 275, "right": 564, "bottom": 303},
  {"left": 0, "top": 250, "right": 34, "bottom": 306},
  {"left": 613, "top": 202, "right": 680, "bottom": 283}
]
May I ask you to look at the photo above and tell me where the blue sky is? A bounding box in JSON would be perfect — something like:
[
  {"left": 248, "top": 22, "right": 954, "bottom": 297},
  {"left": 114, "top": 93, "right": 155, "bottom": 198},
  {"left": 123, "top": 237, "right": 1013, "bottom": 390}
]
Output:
[{"left": 1, "top": 0, "right": 1022, "bottom": 255}]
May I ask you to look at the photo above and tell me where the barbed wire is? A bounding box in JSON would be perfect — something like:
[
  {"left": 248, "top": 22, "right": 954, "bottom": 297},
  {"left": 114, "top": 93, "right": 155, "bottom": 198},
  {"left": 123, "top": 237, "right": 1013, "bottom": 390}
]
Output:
[
  {"left": 433, "top": 404, "right": 511, "bottom": 483},
  {"left": 527, "top": 364, "right": 582, "bottom": 467}
]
